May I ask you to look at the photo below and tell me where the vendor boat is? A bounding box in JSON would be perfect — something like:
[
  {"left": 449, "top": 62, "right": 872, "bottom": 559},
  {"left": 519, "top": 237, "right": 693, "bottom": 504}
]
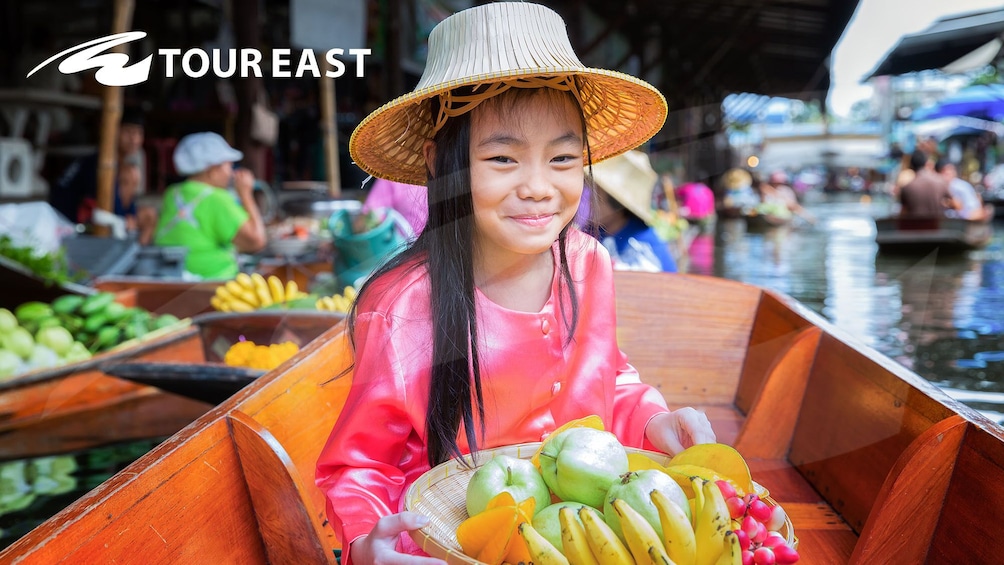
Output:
[
  {"left": 0, "top": 309, "right": 343, "bottom": 461},
  {"left": 2, "top": 271, "right": 1003, "bottom": 564},
  {"left": 874, "top": 212, "right": 994, "bottom": 254}
]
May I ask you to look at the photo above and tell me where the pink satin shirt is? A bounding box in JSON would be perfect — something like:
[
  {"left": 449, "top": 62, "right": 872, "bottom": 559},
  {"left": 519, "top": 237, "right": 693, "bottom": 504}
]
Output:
[{"left": 315, "top": 229, "right": 670, "bottom": 562}]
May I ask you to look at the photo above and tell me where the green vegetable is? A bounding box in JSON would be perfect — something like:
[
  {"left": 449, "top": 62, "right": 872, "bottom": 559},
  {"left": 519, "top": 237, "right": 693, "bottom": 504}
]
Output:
[
  {"left": 82, "top": 314, "right": 108, "bottom": 334},
  {"left": 79, "top": 293, "right": 117, "bottom": 317},
  {"left": 0, "top": 235, "right": 78, "bottom": 285},
  {"left": 14, "top": 302, "right": 53, "bottom": 325},
  {"left": 153, "top": 314, "right": 180, "bottom": 330},
  {"left": 51, "top": 294, "right": 86, "bottom": 315}
]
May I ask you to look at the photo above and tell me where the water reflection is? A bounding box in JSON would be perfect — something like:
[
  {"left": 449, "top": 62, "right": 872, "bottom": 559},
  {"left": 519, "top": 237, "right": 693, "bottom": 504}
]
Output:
[
  {"left": 707, "top": 194, "right": 1004, "bottom": 423},
  {"left": 0, "top": 438, "right": 162, "bottom": 548}
]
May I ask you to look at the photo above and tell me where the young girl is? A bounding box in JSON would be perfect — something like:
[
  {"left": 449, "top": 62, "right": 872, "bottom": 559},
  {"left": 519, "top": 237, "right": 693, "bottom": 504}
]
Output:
[{"left": 316, "top": 4, "right": 716, "bottom": 564}]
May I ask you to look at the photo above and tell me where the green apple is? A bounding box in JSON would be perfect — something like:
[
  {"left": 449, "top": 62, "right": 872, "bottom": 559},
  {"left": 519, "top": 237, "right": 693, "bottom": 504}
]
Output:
[
  {"left": 465, "top": 454, "right": 550, "bottom": 517},
  {"left": 603, "top": 469, "right": 691, "bottom": 542},
  {"left": 538, "top": 427, "right": 628, "bottom": 509},
  {"left": 531, "top": 500, "right": 590, "bottom": 551}
]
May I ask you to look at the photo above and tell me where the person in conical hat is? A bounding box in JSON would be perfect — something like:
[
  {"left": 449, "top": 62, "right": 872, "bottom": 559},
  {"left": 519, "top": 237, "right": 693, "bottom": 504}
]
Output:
[
  {"left": 316, "top": 5, "right": 716, "bottom": 563},
  {"left": 589, "top": 150, "right": 678, "bottom": 272}
]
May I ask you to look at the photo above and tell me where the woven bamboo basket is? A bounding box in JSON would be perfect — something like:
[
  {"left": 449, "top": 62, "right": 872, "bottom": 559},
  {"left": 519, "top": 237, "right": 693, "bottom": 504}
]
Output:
[{"left": 404, "top": 442, "right": 796, "bottom": 564}]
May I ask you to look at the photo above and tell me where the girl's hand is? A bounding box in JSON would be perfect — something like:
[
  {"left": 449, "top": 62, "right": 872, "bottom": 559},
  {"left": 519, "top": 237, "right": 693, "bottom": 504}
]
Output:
[
  {"left": 349, "top": 512, "right": 447, "bottom": 565},
  {"left": 646, "top": 408, "right": 717, "bottom": 456}
]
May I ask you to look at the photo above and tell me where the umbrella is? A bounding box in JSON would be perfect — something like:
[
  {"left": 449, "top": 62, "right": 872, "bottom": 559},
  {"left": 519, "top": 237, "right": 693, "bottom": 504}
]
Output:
[{"left": 913, "top": 84, "right": 1004, "bottom": 121}]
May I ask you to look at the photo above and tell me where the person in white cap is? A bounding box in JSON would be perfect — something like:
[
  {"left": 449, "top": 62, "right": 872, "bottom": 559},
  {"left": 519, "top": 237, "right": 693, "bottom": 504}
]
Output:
[
  {"left": 152, "top": 132, "right": 267, "bottom": 279},
  {"left": 315, "top": 4, "right": 716, "bottom": 563}
]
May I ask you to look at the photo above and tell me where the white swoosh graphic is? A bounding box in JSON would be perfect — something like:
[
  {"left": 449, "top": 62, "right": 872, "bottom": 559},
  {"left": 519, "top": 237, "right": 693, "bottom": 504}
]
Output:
[{"left": 27, "top": 31, "right": 152, "bottom": 87}]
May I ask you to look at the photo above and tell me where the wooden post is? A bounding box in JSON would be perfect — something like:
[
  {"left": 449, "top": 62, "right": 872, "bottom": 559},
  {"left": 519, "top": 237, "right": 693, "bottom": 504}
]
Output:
[
  {"left": 319, "top": 62, "right": 341, "bottom": 197},
  {"left": 95, "top": 0, "right": 135, "bottom": 234}
]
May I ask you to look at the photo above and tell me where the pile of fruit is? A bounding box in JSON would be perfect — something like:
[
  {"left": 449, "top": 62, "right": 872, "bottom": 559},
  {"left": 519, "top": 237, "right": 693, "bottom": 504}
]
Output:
[
  {"left": 0, "top": 295, "right": 180, "bottom": 379},
  {"left": 456, "top": 416, "right": 798, "bottom": 565},
  {"left": 223, "top": 340, "right": 299, "bottom": 371},
  {"left": 315, "top": 286, "right": 357, "bottom": 314},
  {"left": 210, "top": 274, "right": 314, "bottom": 312},
  {"left": 210, "top": 273, "right": 358, "bottom": 315}
]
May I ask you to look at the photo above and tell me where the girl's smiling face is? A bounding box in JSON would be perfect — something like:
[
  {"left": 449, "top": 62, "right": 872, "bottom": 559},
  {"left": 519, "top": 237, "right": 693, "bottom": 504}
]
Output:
[{"left": 468, "top": 90, "right": 584, "bottom": 267}]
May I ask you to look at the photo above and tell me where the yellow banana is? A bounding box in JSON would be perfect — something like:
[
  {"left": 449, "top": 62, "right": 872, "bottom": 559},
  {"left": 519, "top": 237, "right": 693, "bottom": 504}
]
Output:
[
  {"left": 251, "top": 273, "right": 273, "bottom": 307},
  {"left": 210, "top": 296, "right": 230, "bottom": 312},
  {"left": 237, "top": 289, "right": 260, "bottom": 308},
  {"left": 613, "top": 499, "right": 673, "bottom": 565},
  {"left": 520, "top": 522, "right": 570, "bottom": 565},
  {"left": 267, "top": 275, "right": 286, "bottom": 303},
  {"left": 216, "top": 286, "right": 256, "bottom": 311},
  {"left": 690, "top": 477, "right": 706, "bottom": 530},
  {"left": 228, "top": 298, "right": 255, "bottom": 312},
  {"left": 235, "top": 273, "right": 255, "bottom": 290},
  {"left": 713, "top": 531, "right": 741, "bottom": 565},
  {"left": 225, "top": 280, "right": 245, "bottom": 298},
  {"left": 651, "top": 490, "right": 696, "bottom": 565},
  {"left": 215, "top": 285, "right": 237, "bottom": 303},
  {"left": 285, "top": 280, "right": 299, "bottom": 300},
  {"left": 694, "top": 479, "right": 729, "bottom": 565},
  {"left": 578, "top": 506, "right": 635, "bottom": 565},
  {"left": 560, "top": 507, "right": 600, "bottom": 565},
  {"left": 343, "top": 285, "right": 357, "bottom": 301}
]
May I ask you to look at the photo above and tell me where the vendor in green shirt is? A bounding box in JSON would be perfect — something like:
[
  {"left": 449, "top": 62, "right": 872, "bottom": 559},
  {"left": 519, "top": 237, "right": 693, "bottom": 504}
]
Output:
[{"left": 153, "top": 132, "right": 267, "bottom": 279}]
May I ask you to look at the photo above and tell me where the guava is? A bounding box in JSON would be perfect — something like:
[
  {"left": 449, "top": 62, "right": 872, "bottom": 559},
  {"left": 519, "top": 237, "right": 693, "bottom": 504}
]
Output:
[
  {"left": 1, "top": 327, "right": 34, "bottom": 360},
  {"left": 36, "top": 326, "right": 74, "bottom": 357}
]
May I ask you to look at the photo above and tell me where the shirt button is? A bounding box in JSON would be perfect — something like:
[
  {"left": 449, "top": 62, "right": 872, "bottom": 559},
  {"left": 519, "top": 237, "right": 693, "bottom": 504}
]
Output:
[
  {"left": 551, "top": 381, "right": 561, "bottom": 395},
  {"left": 541, "top": 318, "right": 551, "bottom": 335}
]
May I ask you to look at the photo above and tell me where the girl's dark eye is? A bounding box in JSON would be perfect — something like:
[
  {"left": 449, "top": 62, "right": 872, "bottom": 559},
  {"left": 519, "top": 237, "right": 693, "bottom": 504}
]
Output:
[{"left": 491, "top": 156, "right": 513, "bottom": 164}]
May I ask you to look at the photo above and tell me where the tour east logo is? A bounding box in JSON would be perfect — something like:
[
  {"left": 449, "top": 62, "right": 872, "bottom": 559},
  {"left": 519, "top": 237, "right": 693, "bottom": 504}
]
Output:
[{"left": 27, "top": 31, "right": 371, "bottom": 87}]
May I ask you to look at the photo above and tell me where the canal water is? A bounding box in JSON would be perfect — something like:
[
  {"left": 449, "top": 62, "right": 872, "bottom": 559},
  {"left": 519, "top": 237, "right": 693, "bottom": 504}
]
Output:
[
  {"left": 688, "top": 192, "right": 1004, "bottom": 423},
  {"left": 0, "top": 191, "right": 1001, "bottom": 551}
]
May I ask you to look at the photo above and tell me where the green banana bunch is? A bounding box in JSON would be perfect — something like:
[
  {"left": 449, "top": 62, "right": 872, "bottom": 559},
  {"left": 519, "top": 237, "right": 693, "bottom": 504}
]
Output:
[
  {"left": 613, "top": 498, "right": 674, "bottom": 565},
  {"left": 520, "top": 521, "right": 570, "bottom": 565},
  {"left": 578, "top": 506, "right": 635, "bottom": 565}
]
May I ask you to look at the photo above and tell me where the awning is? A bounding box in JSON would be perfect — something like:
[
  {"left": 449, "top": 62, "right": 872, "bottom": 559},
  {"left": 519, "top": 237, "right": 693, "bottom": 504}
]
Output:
[{"left": 867, "top": 7, "right": 1004, "bottom": 78}]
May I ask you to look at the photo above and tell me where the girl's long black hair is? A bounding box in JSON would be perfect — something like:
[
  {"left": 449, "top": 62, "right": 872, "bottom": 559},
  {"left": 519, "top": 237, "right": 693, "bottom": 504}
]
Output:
[{"left": 347, "top": 85, "right": 594, "bottom": 467}]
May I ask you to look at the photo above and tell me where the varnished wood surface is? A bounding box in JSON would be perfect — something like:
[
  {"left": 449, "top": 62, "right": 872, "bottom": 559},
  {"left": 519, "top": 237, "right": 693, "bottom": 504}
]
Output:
[
  {"left": 228, "top": 410, "right": 336, "bottom": 565},
  {"left": 3, "top": 272, "right": 1004, "bottom": 564}
]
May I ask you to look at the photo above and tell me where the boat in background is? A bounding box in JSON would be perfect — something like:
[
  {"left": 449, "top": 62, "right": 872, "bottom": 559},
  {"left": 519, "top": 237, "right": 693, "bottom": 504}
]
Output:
[
  {"left": 0, "top": 309, "right": 343, "bottom": 462},
  {"left": 3, "top": 271, "right": 1004, "bottom": 563},
  {"left": 874, "top": 212, "right": 994, "bottom": 254}
]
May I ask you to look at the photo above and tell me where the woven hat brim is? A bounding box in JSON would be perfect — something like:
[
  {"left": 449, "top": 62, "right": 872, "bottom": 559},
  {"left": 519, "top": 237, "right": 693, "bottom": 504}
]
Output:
[{"left": 349, "top": 68, "right": 668, "bottom": 186}]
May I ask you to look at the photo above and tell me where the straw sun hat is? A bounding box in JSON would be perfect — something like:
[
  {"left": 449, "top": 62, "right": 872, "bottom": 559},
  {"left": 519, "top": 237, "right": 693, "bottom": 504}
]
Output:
[
  {"left": 722, "top": 168, "right": 753, "bottom": 190},
  {"left": 349, "top": 2, "right": 669, "bottom": 186},
  {"left": 589, "top": 150, "right": 659, "bottom": 225}
]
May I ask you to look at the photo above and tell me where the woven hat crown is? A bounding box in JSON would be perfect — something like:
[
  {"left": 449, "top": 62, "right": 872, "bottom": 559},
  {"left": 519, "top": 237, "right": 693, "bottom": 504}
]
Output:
[{"left": 349, "top": 2, "right": 668, "bottom": 186}]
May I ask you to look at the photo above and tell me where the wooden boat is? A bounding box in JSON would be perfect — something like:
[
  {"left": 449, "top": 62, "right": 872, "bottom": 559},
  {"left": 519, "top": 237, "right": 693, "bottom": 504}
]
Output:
[
  {"left": 4, "top": 271, "right": 1004, "bottom": 563},
  {"left": 744, "top": 211, "right": 792, "bottom": 233},
  {"left": 874, "top": 214, "right": 994, "bottom": 254},
  {"left": 0, "top": 310, "right": 343, "bottom": 461}
]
